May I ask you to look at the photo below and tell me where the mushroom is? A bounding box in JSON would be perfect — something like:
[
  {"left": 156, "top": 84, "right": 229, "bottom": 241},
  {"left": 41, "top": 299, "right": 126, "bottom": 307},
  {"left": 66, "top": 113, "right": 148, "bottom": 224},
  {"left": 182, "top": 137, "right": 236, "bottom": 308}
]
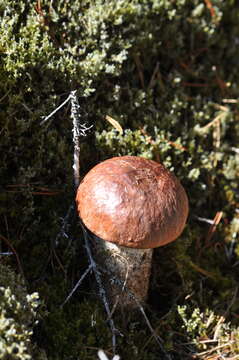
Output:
[{"left": 76, "top": 156, "right": 188, "bottom": 308}]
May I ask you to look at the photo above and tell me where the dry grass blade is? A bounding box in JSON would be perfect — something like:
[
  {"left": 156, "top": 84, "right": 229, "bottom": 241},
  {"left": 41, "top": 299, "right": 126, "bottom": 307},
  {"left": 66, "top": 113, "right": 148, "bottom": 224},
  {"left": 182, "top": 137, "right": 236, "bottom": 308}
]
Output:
[
  {"left": 205, "top": 211, "right": 223, "bottom": 245},
  {"left": 195, "top": 342, "right": 236, "bottom": 357},
  {"left": 222, "top": 99, "right": 238, "bottom": 104},
  {"left": 148, "top": 61, "right": 160, "bottom": 89},
  {"left": 133, "top": 54, "right": 145, "bottom": 88},
  {"left": 189, "top": 261, "right": 216, "bottom": 279},
  {"left": 105, "top": 115, "right": 123, "bottom": 135}
]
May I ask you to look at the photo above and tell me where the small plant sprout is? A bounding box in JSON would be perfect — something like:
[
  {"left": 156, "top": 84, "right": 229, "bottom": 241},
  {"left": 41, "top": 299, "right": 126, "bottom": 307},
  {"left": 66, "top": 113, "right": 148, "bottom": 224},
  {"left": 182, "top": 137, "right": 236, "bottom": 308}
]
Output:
[{"left": 76, "top": 155, "right": 189, "bottom": 308}]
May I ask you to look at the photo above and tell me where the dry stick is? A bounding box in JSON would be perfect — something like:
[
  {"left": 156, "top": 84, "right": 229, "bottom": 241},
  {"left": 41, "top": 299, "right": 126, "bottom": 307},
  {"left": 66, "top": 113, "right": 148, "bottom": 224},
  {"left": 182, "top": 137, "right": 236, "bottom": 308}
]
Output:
[
  {"left": 61, "top": 264, "right": 93, "bottom": 307},
  {"left": 54, "top": 202, "right": 75, "bottom": 247},
  {"left": 40, "top": 94, "right": 72, "bottom": 126},
  {"left": 71, "top": 90, "right": 82, "bottom": 189},
  {"left": 81, "top": 224, "right": 121, "bottom": 354},
  {"left": 41, "top": 90, "right": 93, "bottom": 188},
  {"left": 70, "top": 92, "right": 120, "bottom": 353},
  {"left": 40, "top": 91, "right": 91, "bottom": 246}
]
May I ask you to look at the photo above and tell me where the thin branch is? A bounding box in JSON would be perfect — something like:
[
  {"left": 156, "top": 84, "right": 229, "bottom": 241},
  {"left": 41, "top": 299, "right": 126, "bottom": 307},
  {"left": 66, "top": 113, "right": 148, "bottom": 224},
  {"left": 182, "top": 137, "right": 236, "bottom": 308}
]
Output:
[
  {"left": 40, "top": 94, "right": 71, "bottom": 125},
  {"left": 61, "top": 265, "right": 93, "bottom": 307},
  {"left": 0, "top": 89, "right": 10, "bottom": 103},
  {"left": 67, "top": 93, "right": 119, "bottom": 351},
  {"left": 54, "top": 202, "right": 75, "bottom": 247},
  {"left": 81, "top": 224, "right": 121, "bottom": 354},
  {"left": 70, "top": 90, "right": 93, "bottom": 189},
  {"left": 40, "top": 90, "right": 93, "bottom": 189},
  {"left": 194, "top": 215, "right": 215, "bottom": 225}
]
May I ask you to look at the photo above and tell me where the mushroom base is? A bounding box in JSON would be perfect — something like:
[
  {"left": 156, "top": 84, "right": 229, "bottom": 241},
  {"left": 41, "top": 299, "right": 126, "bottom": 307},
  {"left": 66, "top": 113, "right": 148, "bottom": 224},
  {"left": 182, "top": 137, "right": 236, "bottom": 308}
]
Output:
[{"left": 92, "top": 237, "right": 153, "bottom": 308}]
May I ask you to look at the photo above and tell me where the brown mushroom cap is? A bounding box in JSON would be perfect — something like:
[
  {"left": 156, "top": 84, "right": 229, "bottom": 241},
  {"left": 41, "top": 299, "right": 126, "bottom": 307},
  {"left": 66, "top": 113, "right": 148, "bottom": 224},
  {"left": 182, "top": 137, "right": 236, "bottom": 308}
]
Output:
[{"left": 76, "top": 156, "right": 189, "bottom": 249}]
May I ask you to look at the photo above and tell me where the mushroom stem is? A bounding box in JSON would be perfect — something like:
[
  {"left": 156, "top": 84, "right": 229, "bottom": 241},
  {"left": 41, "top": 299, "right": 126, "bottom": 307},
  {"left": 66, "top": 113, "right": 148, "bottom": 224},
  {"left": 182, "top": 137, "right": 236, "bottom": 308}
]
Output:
[{"left": 93, "top": 238, "right": 153, "bottom": 308}]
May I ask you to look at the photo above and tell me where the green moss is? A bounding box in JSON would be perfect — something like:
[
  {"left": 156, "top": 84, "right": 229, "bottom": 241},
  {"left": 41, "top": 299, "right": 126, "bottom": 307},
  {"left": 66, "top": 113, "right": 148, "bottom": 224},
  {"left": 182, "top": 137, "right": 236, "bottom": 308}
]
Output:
[
  {"left": 0, "top": 0, "right": 239, "bottom": 358},
  {"left": 42, "top": 300, "right": 111, "bottom": 360}
]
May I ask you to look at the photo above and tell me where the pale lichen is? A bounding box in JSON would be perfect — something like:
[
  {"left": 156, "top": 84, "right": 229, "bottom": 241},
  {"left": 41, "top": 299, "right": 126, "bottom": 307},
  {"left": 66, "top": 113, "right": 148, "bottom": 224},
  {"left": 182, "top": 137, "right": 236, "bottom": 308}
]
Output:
[{"left": 0, "top": 264, "right": 41, "bottom": 360}]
